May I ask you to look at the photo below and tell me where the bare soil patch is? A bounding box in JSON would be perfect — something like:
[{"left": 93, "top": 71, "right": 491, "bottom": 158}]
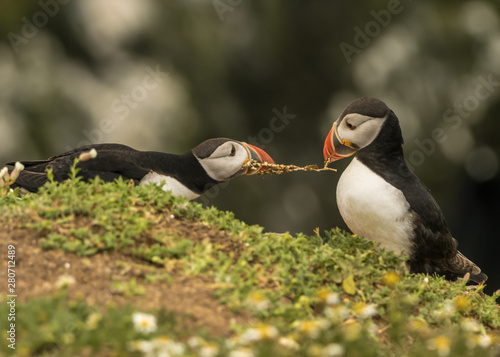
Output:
[{"left": 0, "top": 217, "right": 251, "bottom": 337}]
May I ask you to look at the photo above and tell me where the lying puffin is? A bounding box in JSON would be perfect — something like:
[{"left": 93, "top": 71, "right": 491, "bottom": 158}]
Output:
[
  {"left": 323, "top": 97, "right": 487, "bottom": 284},
  {"left": 6, "top": 138, "right": 274, "bottom": 200}
]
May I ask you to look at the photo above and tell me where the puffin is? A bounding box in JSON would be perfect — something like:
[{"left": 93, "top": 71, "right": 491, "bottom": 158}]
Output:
[
  {"left": 323, "top": 97, "right": 487, "bottom": 284},
  {"left": 5, "top": 138, "right": 274, "bottom": 200}
]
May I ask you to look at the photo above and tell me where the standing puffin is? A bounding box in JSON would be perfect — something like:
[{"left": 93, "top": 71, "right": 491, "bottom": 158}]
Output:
[
  {"left": 6, "top": 138, "right": 274, "bottom": 200},
  {"left": 323, "top": 97, "right": 487, "bottom": 284}
]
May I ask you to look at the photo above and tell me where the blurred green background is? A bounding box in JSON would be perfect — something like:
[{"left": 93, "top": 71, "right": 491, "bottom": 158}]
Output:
[{"left": 1, "top": 0, "right": 499, "bottom": 293}]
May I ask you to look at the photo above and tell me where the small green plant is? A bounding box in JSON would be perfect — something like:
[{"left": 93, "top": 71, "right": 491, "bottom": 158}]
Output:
[{"left": 112, "top": 278, "right": 146, "bottom": 297}]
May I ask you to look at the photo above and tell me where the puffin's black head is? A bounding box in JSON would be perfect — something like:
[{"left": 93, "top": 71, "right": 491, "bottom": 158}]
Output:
[
  {"left": 192, "top": 138, "right": 274, "bottom": 181},
  {"left": 323, "top": 97, "right": 400, "bottom": 164}
]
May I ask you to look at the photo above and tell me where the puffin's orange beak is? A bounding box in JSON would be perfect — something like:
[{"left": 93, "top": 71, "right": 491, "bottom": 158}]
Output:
[
  {"left": 323, "top": 122, "right": 358, "bottom": 165},
  {"left": 243, "top": 143, "right": 275, "bottom": 174},
  {"left": 323, "top": 126, "right": 336, "bottom": 162}
]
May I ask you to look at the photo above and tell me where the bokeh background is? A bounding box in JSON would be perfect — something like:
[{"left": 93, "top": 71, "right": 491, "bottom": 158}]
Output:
[{"left": 1, "top": 1, "right": 499, "bottom": 294}]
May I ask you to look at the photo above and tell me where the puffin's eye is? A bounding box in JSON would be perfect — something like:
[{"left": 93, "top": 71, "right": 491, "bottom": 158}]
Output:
[
  {"left": 229, "top": 145, "right": 236, "bottom": 156},
  {"left": 346, "top": 121, "right": 356, "bottom": 130}
]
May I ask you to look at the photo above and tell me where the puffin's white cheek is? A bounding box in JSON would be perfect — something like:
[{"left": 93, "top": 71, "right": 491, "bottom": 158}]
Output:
[
  {"left": 200, "top": 159, "right": 239, "bottom": 181},
  {"left": 337, "top": 126, "right": 355, "bottom": 144},
  {"left": 197, "top": 149, "right": 248, "bottom": 181},
  {"left": 218, "top": 151, "right": 249, "bottom": 179},
  {"left": 219, "top": 161, "right": 241, "bottom": 179},
  {"left": 206, "top": 162, "right": 230, "bottom": 180},
  {"left": 338, "top": 119, "right": 386, "bottom": 149}
]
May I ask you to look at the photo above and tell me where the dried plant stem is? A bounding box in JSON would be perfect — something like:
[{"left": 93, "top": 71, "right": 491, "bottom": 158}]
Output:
[{"left": 243, "top": 159, "right": 337, "bottom": 176}]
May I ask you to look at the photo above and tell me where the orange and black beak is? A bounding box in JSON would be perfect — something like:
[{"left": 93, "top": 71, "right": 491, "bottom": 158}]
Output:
[
  {"left": 323, "top": 121, "right": 358, "bottom": 165},
  {"left": 242, "top": 143, "right": 275, "bottom": 175}
]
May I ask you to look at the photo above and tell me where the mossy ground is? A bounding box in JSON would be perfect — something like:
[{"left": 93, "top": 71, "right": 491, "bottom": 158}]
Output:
[{"left": 0, "top": 173, "right": 499, "bottom": 357}]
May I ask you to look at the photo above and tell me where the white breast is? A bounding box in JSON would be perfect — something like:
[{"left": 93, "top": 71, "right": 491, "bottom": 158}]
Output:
[
  {"left": 140, "top": 172, "right": 200, "bottom": 200},
  {"left": 336, "top": 158, "right": 415, "bottom": 255}
]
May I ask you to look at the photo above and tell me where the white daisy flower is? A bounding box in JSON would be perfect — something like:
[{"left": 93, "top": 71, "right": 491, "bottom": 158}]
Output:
[
  {"left": 460, "top": 318, "right": 481, "bottom": 332},
  {"left": 278, "top": 337, "right": 300, "bottom": 350},
  {"left": 228, "top": 348, "right": 254, "bottom": 357},
  {"left": 442, "top": 301, "right": 455, "bottom": 315},
  {"left": 352, "top": 302, "right": 377, "bottom": 319},
  {"left": 55, "top": 274, "right": 76, "bottom": 289},
  {"left": 240, "top": 328, "right": 262, "bottom": 344},
  {"left": 240, "top": 324, "right": 279, "bottom": 344},
  {"left": 245, "top": 291, "right": 272, "bottom": 311},
  {"left": 326, "top": 292, "right": 340, "bottom": 305},
  {"left": 477, "top": 334, "right": 492, "bottom": 348},
  {"left": 295, "top": 320, "right": 321, "bottom": 339},
  {"left": 359, "top": 304, "right": 377, "bottom": 319},
  {"left": 428, "top": 336, "right": 451, "bottom": 357},
  {"left": 324, "top": 305, "right": 350, "bottom": 321},
  {"left": 187, "top": 336, "right": 203, "bottom": 348},
  {"left": 163, "top": 341, "right": 184, "bottom": 355},
  {"left": 132, "top": 312, "right": 157, "bottom": 334},
  {"left": 200, "top": 344, "right": 219, "bottom": 357},
  {"left": 322, "top": 343, "right": 345, "bottom": 356},
  {"left": 130, "top": 340, "right": 154, "bottom": 354}
]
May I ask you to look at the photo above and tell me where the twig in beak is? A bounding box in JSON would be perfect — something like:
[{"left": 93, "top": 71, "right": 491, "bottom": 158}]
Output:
[{"left": 242, "top": 159, "right": 337, "bottom": 175}]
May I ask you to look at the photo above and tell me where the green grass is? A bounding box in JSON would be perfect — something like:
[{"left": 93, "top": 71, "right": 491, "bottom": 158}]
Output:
[{"left": 0, "top": 167, "right": 499, "bottom": 356}]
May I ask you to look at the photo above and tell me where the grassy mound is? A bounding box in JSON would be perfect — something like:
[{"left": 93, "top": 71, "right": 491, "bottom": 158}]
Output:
[{"left": 0, "top": 174, "right": 499, "bottom": 357}]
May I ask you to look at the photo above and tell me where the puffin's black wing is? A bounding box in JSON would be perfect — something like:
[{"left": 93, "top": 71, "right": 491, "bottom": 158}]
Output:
[
  {"left": 7, "top": 144, "right": 151, "bottom": 192},
  {"left": 73, "top": 150, "right": 151, "bottom": 182},
  {"left": 10, "top": 171, "right": 49, "bottom": 192},
  {"left": 397, "top": 164, "right": 487, "bottom": 283},
  {"left": 360, "top": 153, "right": 486, "bottom": 284},
  {"left": 6, "top": 144, "right": 136, "bottom": 171}
]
